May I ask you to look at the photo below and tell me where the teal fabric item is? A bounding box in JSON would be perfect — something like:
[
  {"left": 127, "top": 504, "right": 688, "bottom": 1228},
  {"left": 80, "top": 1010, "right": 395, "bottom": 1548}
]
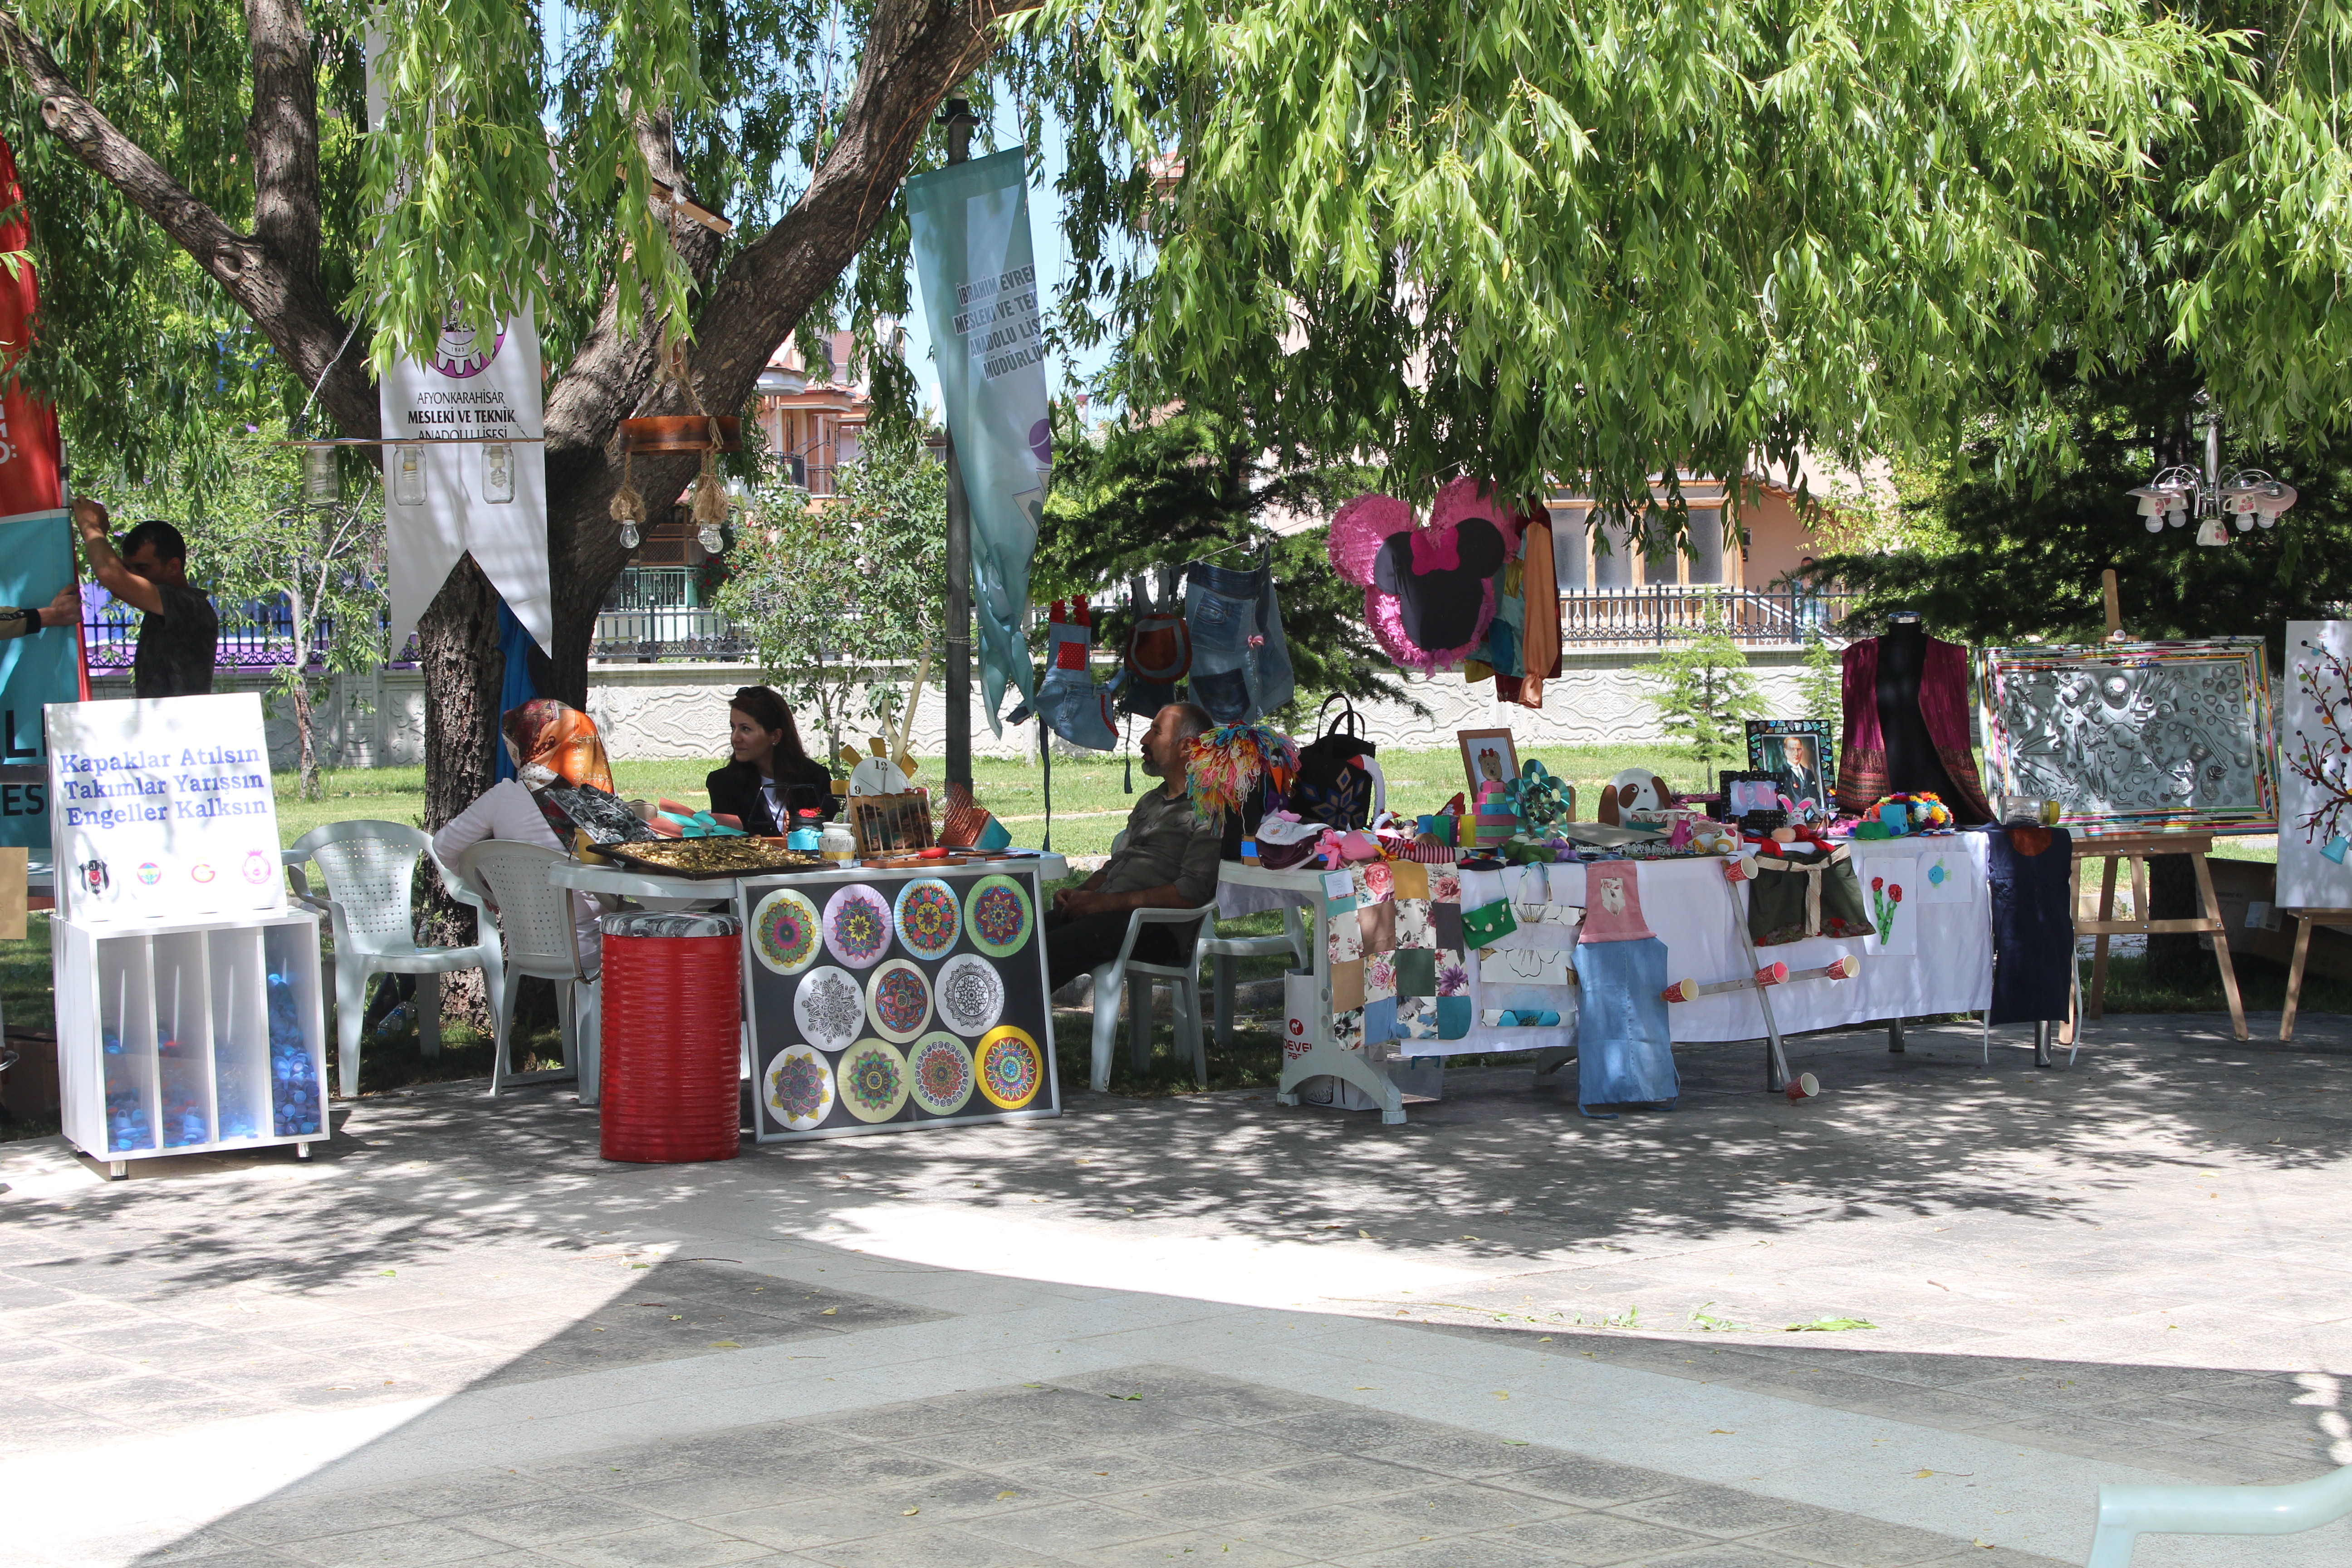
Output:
[
  {"left": 1436, "top": 995, "right": 1473, "bottom": 1039},
  {"left": 906, "top": 148, "right": 1051, "bottom": 731}
]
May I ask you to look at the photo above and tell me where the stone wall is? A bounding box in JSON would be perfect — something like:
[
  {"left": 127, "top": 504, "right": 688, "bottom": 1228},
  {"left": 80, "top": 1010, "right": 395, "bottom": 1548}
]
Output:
[{"left": 98, "top": 647, "right": 1822, "bottom": 773}]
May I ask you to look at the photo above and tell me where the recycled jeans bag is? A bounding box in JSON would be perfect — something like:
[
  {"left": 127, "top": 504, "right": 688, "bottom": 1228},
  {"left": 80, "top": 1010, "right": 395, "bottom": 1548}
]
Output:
[{"left": 1186, "top": 561, "right": 1296, "bottom": 724}]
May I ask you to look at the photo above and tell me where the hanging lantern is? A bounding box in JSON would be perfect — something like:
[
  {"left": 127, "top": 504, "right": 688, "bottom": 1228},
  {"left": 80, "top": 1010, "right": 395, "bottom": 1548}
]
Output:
[
  {"left": 393, "top": 445, "right": 426, "bottom": 506},
  {"left": 302, "top": 443, "right": 338, "bottom": 504}
]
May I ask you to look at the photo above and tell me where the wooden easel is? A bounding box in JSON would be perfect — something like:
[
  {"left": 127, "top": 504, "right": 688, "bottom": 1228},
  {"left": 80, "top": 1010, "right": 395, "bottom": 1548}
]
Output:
[
  {"left": 2065, "top": 570, "right": 2248, "bottom": 1043},
  {"left": 2279, "top": 909, "right": 2352, "bottom": 1040},
  {"left": 2071, "top": 832, "right": 2247, "bottom": 1041}
]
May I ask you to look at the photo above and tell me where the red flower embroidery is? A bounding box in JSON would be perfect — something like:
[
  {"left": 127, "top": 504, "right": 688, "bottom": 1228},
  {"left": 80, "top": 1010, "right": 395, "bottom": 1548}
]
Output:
[
  {"left": 1871, "top": 876, "right": 1884, "bottom": 892},
  {"left": 1890, "top": 885, "right": 1904, "bottom": 902}
]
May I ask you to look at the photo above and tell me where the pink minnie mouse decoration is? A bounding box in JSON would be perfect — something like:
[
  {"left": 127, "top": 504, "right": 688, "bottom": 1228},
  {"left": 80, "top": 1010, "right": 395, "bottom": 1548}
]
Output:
[{"left": 1329, "top": 479, "right": 1517, "bottom": 671}]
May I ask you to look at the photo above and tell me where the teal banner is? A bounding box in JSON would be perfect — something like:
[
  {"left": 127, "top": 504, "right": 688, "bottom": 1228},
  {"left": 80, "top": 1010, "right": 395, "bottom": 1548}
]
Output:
[
  {"left": 907, "top": 147, "right": 1051, "bottom": 731},
  {"left": 0, "top": 508, "right": 80, "bottom": 850}
]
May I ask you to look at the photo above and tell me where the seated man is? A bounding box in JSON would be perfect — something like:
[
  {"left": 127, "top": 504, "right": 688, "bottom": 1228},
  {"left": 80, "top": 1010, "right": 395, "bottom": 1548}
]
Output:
[{"left": 1046, "top": 701, "right": 1220, "bottom": 992}]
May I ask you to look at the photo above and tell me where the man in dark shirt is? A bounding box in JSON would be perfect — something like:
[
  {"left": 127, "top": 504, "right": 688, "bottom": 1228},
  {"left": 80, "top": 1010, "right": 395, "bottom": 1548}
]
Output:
[
  {"left": 1044, "top": 701, "right": 1222, "bottom": 991},
  {"left": 72, "top": 498, "right": 218, "bottom": 697}
]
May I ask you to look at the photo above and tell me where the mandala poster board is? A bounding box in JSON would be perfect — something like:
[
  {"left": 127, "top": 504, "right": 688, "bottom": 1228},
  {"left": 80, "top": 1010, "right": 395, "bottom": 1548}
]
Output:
[
  {"left": 1979, "top": 639, "right": 2276, "bottom": 833},
  {"left": 2279, "top": 621, "right": 2352, "bottom": 910},
  {"left": 739, "top": 864, "right": 1059, "bottom": 1141}
]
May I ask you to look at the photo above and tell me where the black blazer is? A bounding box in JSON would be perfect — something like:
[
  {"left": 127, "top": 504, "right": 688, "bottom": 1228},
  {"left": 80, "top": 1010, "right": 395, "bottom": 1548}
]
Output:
[{"left": 706, "top": 758, "right": 839, "bottom": 836}]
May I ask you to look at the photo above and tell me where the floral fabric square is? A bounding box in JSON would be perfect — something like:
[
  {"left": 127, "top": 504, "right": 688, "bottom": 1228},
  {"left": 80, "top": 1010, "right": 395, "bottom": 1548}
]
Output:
[
  {"left": 1333, "top": 1007, "right": 1365, "bottom": 1053},
  {"left": 1365, "top": 951, "right": 1396, "bottom": 1003},
  {"left": 1432, "top": 871, "right": 1462, "bottom": 904},
  {"left": 1397, "top": 996, "right": 1441, "bottom": 1040},
  {"left": 1360, "top": 861, "right": 1396, "bottom": 904},
  {"left": 1436, "top": 951, "right": 1470, "bottom": 997},
  {"left": 1326, "top": 908, "right": 1362, "bottom": 964},
  {"left": 1395, "top": 898, "right": 1432, "bottom": 950}
]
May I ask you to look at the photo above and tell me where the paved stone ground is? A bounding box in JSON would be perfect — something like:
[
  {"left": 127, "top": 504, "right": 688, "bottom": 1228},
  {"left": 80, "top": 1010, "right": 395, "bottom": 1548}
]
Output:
[{"left": 3, "top": 1013, "right": 2350, "bottom": 1568}]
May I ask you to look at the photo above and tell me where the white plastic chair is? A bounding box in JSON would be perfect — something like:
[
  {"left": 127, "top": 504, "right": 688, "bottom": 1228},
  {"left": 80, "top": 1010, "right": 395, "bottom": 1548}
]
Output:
[
  {"left": 455, "top": 840, "right": 601, "bottom": 1100},
  {"left": 1088, "top": 902, "right": 1221, "bottom": 1092},
  {"left": 284, "top": 821, "right": 505, "bottom": 1100},
  {"left": 2087, "top": 1463, "right": 2352, "bottom": 1565},
  {"left": 1199, "top": 906, "right": 1310, "bottom": 1045}
]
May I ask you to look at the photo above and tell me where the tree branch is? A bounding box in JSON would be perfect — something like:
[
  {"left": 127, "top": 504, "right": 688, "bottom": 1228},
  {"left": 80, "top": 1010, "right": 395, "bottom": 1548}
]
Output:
[
  {"left": 243, "top": 0, "right": 319, "bottom": 279},
  {"left": 0, "top": 6, "right": 376, "bottom": 438}
]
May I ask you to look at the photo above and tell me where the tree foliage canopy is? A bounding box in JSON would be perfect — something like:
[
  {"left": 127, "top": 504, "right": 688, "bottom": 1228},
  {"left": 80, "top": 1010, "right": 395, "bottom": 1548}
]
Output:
[{"left": 1032, "top": 0, "right": 2352, "bottom": 534}]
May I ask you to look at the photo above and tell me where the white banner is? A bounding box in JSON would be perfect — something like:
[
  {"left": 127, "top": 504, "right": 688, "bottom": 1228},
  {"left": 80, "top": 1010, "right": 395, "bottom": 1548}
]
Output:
[
  {"left": 377, "top": 307, "right": 553, "bottom": 653},
  {"left": 47, "top": 694, "right": 287, "bottom": 928},
  {"left": 365, "top": 26, "right": 552, "bottom": 654}
]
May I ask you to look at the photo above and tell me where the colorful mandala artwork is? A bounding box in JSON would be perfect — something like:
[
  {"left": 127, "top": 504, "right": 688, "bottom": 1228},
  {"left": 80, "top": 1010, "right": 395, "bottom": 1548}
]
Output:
[
  {"left": 838, "top": 1039, "right": 909, "bottom": 1123},
  {"left": 764, "top": 1044, "right": 834, "bottom": 1131},
  {"left": 864, "top": 959, "right": 932, "bottom": 1044},
  {"left": 908, "top": 1032, "right": 975, "bottom": 1116},
  {"left": 750, "top": 888, "right": 822, "bottom": 975},
  {"left": 976, "top": 1024, "right": 1044, "bottom": 1110},
  {"left": 893, "top": 877, "right": 962, "bottom": 959},
  {"left": 965, "top": 874, "right": 1034, "bottom": 958},
  {"left": 934, "top": 952, "right": 1005, "bottom": 1038},
  {"left": 792, "top": 965, "right": 864, "bottom": 1053},
  {"left": 823, "top": 883, "right": 893, "bottom": 969}
]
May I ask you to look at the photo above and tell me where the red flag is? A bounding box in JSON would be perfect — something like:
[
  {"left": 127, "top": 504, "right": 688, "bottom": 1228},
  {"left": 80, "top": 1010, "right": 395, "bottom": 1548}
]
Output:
[{"left": 0, "top": 135, "right": 61, "bottom": 517}]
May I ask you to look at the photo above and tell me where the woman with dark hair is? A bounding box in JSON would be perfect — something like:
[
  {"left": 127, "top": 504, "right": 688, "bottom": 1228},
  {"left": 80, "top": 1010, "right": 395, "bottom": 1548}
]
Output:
[{"left": 706, "top": 685, "right": 839, "bottom": 835}]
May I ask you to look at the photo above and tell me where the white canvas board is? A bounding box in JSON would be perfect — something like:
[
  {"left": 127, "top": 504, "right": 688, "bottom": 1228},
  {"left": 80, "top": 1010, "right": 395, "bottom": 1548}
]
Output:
[
  {"left": 2279, "top": 620, "right": 2352, "bottom": 910},
  {"left": 1860, "top": 855, "right": 1918, "bottom": 958},
  {"left": 47, "top": 693, "right": 286, "bottom": 928}
]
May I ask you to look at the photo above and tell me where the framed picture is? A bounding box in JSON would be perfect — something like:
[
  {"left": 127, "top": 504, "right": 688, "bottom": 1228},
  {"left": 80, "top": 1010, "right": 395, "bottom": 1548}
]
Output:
[
  {"left": 1458, "top": 729, "right": 1520, "bottom": 794},
  {"left": 1719, "top": 770, "right": 1784, "bottom": 817},
  {"left": 1746, "top": 720, "right": 1834, "bottom": 812},
  {"left": 1980, "top": 638, "right": 2276, "bottom": 833}
]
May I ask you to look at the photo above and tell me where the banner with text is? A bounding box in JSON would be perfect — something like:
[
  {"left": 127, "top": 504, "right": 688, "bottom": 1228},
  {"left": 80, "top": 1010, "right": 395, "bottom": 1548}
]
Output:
[
  {"left": 0, "top": 509, "right": 82, "bottom": 852},
  {"left": 907, "top": 147, "right": 1052, "bottom": 731},
  {"left": 47, "top": 693, "right": 286, "bottom": 928}
]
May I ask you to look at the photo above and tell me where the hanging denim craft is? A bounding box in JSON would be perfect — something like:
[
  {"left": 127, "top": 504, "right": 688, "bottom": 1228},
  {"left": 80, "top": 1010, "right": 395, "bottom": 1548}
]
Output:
[
  {"left": 1986, "top": 825, "right": 2075, "bottom": 1024},
  {"left": 1570, "top": 861, "right": 1678, "bottom": 1117},
  {"left": 1184, "top": 559, "right": 1295, "bottom": 725},
  {"left": 1007, "top": 598, "right": 1118, "bottom": 750}
]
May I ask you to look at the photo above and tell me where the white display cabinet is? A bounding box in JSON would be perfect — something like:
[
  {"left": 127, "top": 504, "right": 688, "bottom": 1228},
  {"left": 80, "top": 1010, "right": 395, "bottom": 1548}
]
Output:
[{"left": 54, "top": 910, "right": 329, "bottom": 1177}]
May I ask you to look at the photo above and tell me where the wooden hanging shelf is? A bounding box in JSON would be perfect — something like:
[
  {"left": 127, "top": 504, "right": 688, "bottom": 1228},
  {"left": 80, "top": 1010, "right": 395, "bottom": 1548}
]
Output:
[{"left": 618, "top": 416, "right": 741, "bottom": 455}]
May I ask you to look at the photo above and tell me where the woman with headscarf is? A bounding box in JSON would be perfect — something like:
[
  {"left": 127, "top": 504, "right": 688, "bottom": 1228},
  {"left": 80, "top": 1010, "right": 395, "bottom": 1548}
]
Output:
[{"left": 432, "top": 699, "right": 618, "bottom": 965}]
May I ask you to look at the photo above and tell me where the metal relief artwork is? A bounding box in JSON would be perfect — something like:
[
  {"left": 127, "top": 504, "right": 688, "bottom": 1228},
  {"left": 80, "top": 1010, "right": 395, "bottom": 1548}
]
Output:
[{"left": 1980, "top": 639, "right": 2276, "bottom": 832}]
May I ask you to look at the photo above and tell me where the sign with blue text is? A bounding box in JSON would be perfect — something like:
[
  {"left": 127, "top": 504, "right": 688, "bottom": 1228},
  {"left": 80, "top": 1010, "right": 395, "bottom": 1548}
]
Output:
[
  {"left": 0, "top": 508, "right": 80, "bottom": 852},
  {"left": 46, "top": 692, "right": 285, "bottom": 927}
]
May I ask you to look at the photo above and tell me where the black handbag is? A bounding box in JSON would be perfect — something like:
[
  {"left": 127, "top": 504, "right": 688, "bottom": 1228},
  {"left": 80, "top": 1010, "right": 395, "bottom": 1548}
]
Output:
[{"left": 1284, "top": 696, "right": 1378, "bottom": 830}]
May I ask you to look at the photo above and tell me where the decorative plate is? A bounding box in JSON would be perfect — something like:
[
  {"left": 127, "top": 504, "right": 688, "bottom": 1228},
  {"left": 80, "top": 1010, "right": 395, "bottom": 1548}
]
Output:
[
  {"left": 965, "top": 874, "right": 1034, "bottom": 958},
  {"left": 764, "top": 1044, "right": 834, "bottom": 1131},
  {"left": 864, "top": 959, "right": 932, "bottom": 1045},
  {"left": 934, "top": 951, "right": 1006, "bottom": 1038},
  {"left": 908, "top": 1032, "right": 975, "bottom": 1116},
  {"left": 893, "top": 877, "right": 962, "bottom": 959},
  {"left": 749, "top": 887, "right": 822, "bottom": 975},
  {"left": 838, "top": 1039, "right": 909, "bottom": 1123},
  {"left": 976, "top": 1024, "right": 1044, "bottom": 1110},
  {"left": 823, "top": 883, "right": 893, "bottom": 969},
  {"left": 792, "top": 966, "right": 864, "bottom": 1054}
]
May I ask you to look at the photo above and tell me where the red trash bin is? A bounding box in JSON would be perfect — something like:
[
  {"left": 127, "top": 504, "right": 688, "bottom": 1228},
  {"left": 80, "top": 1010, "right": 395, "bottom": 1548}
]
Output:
[{"left": 598, "top": 911, "right": 742, "bottom": 1163}]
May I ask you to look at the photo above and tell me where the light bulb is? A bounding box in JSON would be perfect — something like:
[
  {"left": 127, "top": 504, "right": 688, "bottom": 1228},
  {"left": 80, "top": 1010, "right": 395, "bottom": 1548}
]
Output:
[
  {"left": 619, "top": 521, "right": 641, "bottom": 550},
  {"left": 2144, "top": 515, "right": 2165, "bottom": 533},
  {"left": 2258, "top": 512, "right": 2277, "bottom": 529},
  {"left": 480, "top": 441, "right": 514, "bottom": 504},
  {"left": 2166, "top": 508, "right": 2185, "bottom": 528},
  {"left": 2236, "top": 513, "right": 2255, "bottom": 532},
  {"left": 698, "top": 524, "right": 725, "bottom": 553}
]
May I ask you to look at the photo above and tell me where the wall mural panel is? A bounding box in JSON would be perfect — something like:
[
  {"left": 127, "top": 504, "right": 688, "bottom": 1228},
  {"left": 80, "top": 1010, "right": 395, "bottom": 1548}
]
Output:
[{"left": 1979, "top": 639, "right": 2276, "bottom": 833}]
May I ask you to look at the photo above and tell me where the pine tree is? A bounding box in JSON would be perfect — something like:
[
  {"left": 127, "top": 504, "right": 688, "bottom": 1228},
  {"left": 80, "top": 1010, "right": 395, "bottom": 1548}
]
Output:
[
  {"left": 1799, "top": 632, "right": 1843, "bottom": 728},
  {"left": 1646, "top": 607, "right": 1766, "bottom": 788}
]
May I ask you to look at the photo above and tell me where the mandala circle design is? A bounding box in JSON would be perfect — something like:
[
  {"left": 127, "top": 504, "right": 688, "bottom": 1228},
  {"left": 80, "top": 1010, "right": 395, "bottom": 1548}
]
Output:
[
  {"left": 792, "top": 966, "right": 864, "bottom": 1054},
  {"left": 908, "top": 1032, "right": 975, "bottom": 1116},
  {"left": 976, "top": 1024, "right": 1044, "bottom": 1110},
  {"left": 934, "top": 952, "right": 1005, "bottom": 1038},
  {"left": 764, "top": 1044, "right": 834, "bottom": 1131},
  {"left": 750, "top": 888, "right": 821, "bottom": 975},
  {"left": 864, "top": 959, "right": 933, "bottom": 1045},
  {"left": 823, "top": 883, "right": 893, "bottom": 969},
  {"left": 965, "top": 874, "right": 1034, "bottom": 958},
  {"left": 838, "top": 1039, "right": 909, "bottom": 1123},
  {"left": 893, "top": 877, "right": 962, "bottom": 959}
]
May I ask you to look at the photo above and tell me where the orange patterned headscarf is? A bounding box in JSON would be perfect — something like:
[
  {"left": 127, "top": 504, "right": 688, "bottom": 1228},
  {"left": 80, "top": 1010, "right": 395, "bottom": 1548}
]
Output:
[{"left": 501, "top": 700, "right": 613, "bottom": 794}]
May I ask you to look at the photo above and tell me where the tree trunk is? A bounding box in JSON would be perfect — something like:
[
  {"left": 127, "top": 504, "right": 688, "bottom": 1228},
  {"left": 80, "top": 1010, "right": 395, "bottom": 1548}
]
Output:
[{"left": 290, "top": 673, "right": 316, "bottom": 801}]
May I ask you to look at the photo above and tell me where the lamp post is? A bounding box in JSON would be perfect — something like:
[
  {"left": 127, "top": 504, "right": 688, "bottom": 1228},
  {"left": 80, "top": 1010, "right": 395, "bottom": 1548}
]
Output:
[{"left": 939, "top": 95, "right": 980, "bottom": 796}]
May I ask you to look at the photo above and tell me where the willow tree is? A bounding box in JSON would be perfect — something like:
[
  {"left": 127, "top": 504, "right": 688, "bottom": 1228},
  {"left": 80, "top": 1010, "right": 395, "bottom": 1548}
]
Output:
[
  {"left": 0, "top": 0, "right": 1035, "bottom": 836},
  {"left": 1029, "top": 0, "right": 2352, "bottom": 535}
]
